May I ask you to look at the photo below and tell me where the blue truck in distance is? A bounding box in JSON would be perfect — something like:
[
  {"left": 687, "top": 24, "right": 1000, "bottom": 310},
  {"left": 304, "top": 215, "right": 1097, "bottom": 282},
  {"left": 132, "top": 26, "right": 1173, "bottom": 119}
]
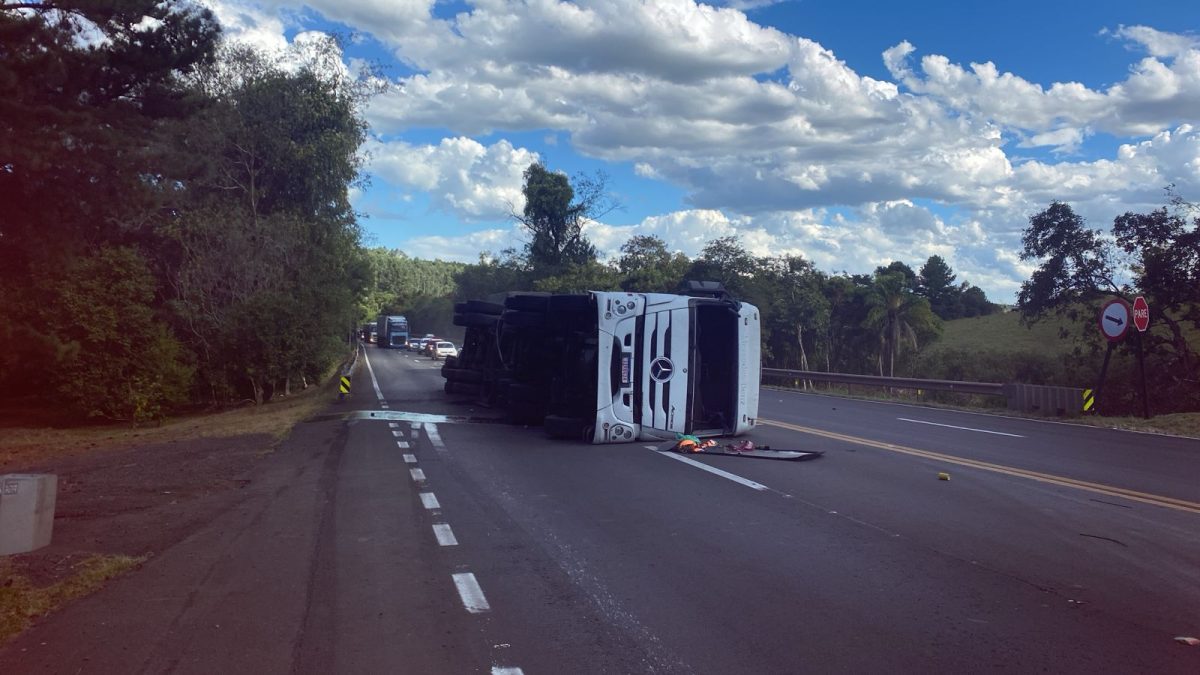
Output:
[{"left": 377, "top": 315, "right": 409, "bottom": 348}]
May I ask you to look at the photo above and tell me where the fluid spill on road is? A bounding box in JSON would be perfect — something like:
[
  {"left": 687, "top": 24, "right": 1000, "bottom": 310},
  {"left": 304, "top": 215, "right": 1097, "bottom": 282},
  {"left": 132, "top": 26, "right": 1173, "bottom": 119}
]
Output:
[{"left": 305, "top": 409, "right": 511, "bottom": 426}]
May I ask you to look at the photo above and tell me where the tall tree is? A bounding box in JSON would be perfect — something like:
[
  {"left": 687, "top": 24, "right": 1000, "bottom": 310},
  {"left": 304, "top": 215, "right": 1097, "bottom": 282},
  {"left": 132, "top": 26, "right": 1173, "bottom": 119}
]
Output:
[
  {"left": 514, "top": 163, "right": 614, "bottom": 277},
  {"left": 866, "top": 271, "right": 940, "bottom": 377},
  {"left": 1017, "top": 201, "right": 1120, "bottom": 324},
  {"left": 617, "top": 235, "right": 690, "bottom": 292},
  {"left": 917, "top": 255, "right": 963, "bottom": 319}
]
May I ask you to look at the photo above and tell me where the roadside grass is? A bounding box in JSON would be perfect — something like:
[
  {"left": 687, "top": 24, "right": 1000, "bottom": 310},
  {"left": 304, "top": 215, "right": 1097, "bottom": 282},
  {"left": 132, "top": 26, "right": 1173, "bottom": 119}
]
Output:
[
  {"left": 0, "top": 358, "right": 349, "bottom": 469},
  {"left": 0, "top": 554, "right": 146, "bottom": 644}
]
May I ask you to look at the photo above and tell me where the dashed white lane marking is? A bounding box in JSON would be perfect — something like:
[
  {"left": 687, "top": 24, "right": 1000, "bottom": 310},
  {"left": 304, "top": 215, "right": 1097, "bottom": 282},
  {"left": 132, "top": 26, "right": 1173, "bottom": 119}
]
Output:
[
  {"left": 396, "top": 441, "right": 410, "bottom": 449},
  {"left": 426, "top": 423, "right": 445, "bottom": 451},
  {"left": 389, "top": 422, "right": 399, "bottom": 428},
  {"left": 492, "top": 668, "right": 524, "bottom": 675},
  {"left": 432, "top": 523, "right": 459, "bottom": 546},
  {"left": 410, "top": 422, "right": 422, "bottom": 429},
  {"left": 362, "top": 348, "right": 386, "bottom": 402},
  {"left": 451, "top": 573, "right": 491, "bottom": 614},
  {"left": 410, "top": 430, "right": 419, "bottom": 439},
  {"left": 652, "top": 446, "right": 768, "bottom": 491},
  {"left": 380, "top": 403, "right": 389, "bottom": 408},
  {"left": 897, "top": 417, "right": 1025, "bottom": 438},
  {"left": 392, "top": 430, "right": 404, "bottom": 437},
  {"left": 420, "top": 492, "right": 441, "bottom": 510},
  {"left": 410, "top": 468, "right": 426, "bottom": 482},
  {"left": 403, "top": 453, "right": 417, "bottom": 464}
]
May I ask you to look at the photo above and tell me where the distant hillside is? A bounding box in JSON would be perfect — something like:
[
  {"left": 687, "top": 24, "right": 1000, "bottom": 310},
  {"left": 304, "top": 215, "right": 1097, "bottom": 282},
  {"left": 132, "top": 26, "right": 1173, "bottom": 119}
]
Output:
[{"left": 926, "top": 311, "right": 1078, "bottom": 357}]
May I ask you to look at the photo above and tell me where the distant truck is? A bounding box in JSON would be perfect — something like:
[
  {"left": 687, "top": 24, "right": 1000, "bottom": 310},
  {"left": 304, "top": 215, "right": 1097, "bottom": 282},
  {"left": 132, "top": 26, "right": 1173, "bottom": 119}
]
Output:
[
  {"left": 376, "top": 315, "right": 409, "bottom": 348},
  {"left": 441, "top": 283, "right": 760, "bottom": 443}
]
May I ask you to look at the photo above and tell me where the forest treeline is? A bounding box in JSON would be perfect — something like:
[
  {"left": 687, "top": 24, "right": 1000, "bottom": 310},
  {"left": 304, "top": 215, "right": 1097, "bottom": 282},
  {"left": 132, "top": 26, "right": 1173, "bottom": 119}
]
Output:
[
  {"left": 1, "top": 2, "right": 372, "bottom": 420},
  {"left": 3, "top": 3, "right": 1195, "bottom": 422}
]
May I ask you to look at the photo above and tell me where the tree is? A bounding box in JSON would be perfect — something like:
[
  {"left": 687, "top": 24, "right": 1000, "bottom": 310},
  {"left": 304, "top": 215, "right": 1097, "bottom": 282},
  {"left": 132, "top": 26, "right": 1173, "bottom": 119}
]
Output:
[
  {"left": 617, "top": 235, "right": 690, "bottom": 293},
  {"left": 917, "top": 255, "right": 963, "bottom": 319},
  {"left": 875, "top": 261, "right": 919, "bottom": 292},
  {"left": 514, "top": 163, "right": 615, "bottom": 277},
  {"left": 1017, "top": 201, "right": 1120, "bottom": 324},
  {"left": 866, "top": 271, "right": 940, "bottom": 377},
  {"left": 685, "top": 236, "right": 757, "bottom": 296}
]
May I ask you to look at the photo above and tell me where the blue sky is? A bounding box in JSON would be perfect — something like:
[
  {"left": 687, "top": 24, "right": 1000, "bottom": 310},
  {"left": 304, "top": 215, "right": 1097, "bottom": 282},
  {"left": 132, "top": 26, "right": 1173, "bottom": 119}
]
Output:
[{"left": 207, "top": 0, "right": 1200, "bottom": 300}]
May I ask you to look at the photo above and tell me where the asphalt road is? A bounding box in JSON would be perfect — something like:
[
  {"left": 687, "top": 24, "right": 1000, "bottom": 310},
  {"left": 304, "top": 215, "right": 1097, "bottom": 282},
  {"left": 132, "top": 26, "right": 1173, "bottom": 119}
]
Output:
[{"left": 7, "top": 343, "right": 1199, "bottom": 673}]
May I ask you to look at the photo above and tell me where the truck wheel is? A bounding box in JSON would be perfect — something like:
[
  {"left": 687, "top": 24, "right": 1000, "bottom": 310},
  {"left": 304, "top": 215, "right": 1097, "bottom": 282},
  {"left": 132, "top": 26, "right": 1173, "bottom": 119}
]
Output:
[
  {"left": 507, "top": 382, "right": 546, "bottom": 403},
  {"left": 544, "top": 415, "right": 587, "bottom": 440},
  {"left": 501, "top": 310, "right": 544, "bottom": 328},
  {"left": 442, "top": 366, "right": 483, "bottom": 384},
  {"left": 445, "top": 381, "right": 483, "bottom": 396},
  {"left": 548, "top": 294, "right": 593, "bottom": 313},
  {"left": 465, "top": 299, "right": 505, "bottom": 315},
  {"left": 454, "top": 312, "right": 499, "bottom": 328},
  {"left": 505, "top": 294, "right": 550, "bottom": 312}
]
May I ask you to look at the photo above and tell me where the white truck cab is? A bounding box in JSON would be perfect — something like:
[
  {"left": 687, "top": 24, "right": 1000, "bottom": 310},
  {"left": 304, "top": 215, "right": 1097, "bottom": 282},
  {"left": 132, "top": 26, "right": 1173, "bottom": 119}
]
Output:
[{"left": 590, "top": 290, "right": 760, "bottom": 443}]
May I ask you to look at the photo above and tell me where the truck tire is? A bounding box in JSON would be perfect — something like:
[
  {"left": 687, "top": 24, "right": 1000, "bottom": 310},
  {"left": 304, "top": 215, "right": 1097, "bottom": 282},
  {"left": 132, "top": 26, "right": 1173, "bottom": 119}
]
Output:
[
  {"left": 465, "top": 299, "right": 505, "bottom": 315},
  {"left": 501, "top": 309, "right": 544, "bottom": 328},
  {"left": 507, "top": 382, "right": 546, "bottom": 403},
  {"left": 505, "top": 294, "right": 550, "bottom": 312},
  {"left": 548, "top": 294, "right": 593, "bottom": 313},
  {"left": 454, "top": 312, "right": 499, "bottom": 328},
  {"left": 443, "top": 356, "right": 459, "bottom": 369},
  {"left": 442, "top": 366, "right": 483, "bottom": 384},
  {"left": 445, "top": 381, "right": 483, "bottom": 396},
  {"left": 544, "top": 415, "right": 588, "bottom": 440}
]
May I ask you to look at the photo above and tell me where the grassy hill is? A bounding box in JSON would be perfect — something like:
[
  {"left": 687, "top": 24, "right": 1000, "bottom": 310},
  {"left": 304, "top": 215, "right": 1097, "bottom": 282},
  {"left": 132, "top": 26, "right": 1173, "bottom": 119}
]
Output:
[{"left": 926, "top": 310, "right": 1078, "bottom": 357}]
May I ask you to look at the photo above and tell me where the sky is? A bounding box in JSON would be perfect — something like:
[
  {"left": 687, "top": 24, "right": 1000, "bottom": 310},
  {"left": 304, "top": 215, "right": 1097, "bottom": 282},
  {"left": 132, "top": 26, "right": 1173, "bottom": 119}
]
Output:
[{"left": 200, "top": 0, "right": 1200, "bottom": 301}]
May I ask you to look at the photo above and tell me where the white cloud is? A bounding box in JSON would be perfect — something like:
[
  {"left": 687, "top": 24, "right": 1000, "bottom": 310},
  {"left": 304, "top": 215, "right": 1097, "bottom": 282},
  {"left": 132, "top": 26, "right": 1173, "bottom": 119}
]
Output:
[
  {"left": 367, "top": 137, "right": 539, "bottom": 221},
  {"left": 401, "top": 224, "right": 526, "bottom": 261}
]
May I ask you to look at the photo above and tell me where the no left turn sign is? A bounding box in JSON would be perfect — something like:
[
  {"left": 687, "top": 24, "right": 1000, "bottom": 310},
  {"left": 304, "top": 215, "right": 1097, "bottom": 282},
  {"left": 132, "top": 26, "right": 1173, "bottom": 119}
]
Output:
[{"left": 1099, "top": 298, "right": 1131, "bottom": 342}]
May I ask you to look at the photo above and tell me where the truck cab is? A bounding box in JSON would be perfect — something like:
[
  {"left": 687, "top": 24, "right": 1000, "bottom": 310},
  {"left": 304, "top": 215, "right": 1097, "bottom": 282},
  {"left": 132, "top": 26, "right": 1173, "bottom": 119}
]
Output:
[{"left": 443, "top": 285, "right": 760, "bottom": 444}]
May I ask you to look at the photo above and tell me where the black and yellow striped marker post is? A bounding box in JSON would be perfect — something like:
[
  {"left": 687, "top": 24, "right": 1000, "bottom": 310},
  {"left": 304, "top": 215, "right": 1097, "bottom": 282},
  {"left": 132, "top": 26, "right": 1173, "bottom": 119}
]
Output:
[
  {"left": 1082, "top": 388, "right": 1095, "bottom": 413},
  {"left": 338, "top": 375, "right": 351, "bottom": 402}
]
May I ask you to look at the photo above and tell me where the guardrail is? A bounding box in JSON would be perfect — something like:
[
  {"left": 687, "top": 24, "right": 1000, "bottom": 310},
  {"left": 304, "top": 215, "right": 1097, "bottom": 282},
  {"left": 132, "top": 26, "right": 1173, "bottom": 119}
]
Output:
[{"left": 761, "top": 368, "right": 1084, "bottom": 417}]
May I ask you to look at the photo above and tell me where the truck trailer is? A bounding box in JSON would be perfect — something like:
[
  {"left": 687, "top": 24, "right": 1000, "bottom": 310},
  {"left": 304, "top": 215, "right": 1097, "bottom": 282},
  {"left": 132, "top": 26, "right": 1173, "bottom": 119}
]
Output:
[
  {"left": 441, "top": 283, "right": 760, "bottom": 443},
  {"left": 376, "top": 315, "right": 409, "bottom": 348}
]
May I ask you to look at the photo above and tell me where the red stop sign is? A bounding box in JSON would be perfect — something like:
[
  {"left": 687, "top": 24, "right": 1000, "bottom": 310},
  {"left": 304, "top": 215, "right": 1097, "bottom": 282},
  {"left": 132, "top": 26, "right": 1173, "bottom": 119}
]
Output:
[{"left": 1133, "top": 296, "right": 1150, "bottom": 332}]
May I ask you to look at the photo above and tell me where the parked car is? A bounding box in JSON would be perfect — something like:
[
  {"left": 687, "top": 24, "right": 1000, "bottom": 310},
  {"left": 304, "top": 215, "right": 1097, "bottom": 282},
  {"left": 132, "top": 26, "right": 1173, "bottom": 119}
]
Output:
[{"left": 432, "top": 341, "right": 458, "bottom": 359}]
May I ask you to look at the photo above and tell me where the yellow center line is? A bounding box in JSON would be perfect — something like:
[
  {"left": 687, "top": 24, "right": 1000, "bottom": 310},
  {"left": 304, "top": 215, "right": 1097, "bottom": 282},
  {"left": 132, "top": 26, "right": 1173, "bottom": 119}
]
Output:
[{"left": 761, "top": 418, "right": 1200, "bottom": 515}]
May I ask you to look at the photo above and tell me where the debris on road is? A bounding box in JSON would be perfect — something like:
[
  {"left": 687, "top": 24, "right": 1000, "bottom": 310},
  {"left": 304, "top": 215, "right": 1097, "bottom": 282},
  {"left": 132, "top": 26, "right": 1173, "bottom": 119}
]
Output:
[
  {"left": 938, "top": 472, "right": 951, "bottom": 481},
  {"left": 1175, "top": 636, "right": 1199, "bottom": 646},
  {"left": 668, "top": 436, "right": 823, "bottom": 461}
]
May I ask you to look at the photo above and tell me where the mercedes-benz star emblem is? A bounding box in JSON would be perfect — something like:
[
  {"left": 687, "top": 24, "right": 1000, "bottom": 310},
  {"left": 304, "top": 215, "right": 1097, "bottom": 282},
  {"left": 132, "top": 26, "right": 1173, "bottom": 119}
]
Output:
[{"left": 649, "top": 357, "right": 674, "bottom": 383}]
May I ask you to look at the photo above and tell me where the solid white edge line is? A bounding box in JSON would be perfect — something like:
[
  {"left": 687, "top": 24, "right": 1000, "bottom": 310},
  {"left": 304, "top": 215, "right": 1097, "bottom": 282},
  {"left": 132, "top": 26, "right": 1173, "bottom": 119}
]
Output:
[
  {"left": 492, "top": 668, "right": 524, "bottom": 675},
  {"left": 657, "top": 452, "right": 768, "bottom": 491},
  {"left": 403, "top": 453, "right": 417, "bottom": 464},
  {"left": 410, "top": 468, "right": 426, "bottom": 482},
  {"left": 897, "top": 417, "right": 1025, "bottom": 438},
  {"left": 362, "top": 348, "right": 386, "bottom": 403},
  {"left": 420, "top": 492, "right": 440, "bottom": 510},
  {"left": 427, "top": 423, "right": 445, "bottom": 451},
  {"left": 451, "top": 572, "right": 491, "bottom": 613},
  {"left": 432, "top": 523, "right": 459, "bottom": 546}
]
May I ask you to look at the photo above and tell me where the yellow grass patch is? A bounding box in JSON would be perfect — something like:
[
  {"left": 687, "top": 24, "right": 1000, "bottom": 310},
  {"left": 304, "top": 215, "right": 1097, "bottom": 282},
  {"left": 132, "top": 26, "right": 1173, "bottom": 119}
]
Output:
[{"left": 0, "top": 554, "right": 146, "bottom": 644}]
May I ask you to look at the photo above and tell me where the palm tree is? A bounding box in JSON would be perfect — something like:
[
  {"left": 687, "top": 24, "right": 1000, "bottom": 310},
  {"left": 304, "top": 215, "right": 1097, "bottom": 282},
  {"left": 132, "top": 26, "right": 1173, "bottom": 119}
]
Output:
[{"left": 866, "top": 271, "right": 939, "bottom": 377}]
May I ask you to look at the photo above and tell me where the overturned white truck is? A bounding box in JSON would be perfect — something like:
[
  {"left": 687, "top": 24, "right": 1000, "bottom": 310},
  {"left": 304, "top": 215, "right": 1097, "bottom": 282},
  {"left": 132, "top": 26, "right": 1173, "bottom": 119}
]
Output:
[{"left": 441, "top": 282, "right": 761, "bottom": 443}]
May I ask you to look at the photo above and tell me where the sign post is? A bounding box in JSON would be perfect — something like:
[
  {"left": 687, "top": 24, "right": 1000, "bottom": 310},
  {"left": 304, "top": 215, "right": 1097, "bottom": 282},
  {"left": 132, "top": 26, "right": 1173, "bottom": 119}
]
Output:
[
  {"left": 1092, "top": 298, "right": 1131, "bottom": 416},
  {"left": 1133, "top": 296, "right": 1150, "bottom": 419}
]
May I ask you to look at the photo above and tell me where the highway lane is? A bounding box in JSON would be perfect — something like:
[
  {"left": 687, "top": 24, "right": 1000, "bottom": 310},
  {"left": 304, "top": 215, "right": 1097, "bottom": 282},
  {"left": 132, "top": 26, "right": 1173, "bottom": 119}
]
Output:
[
  {"left": 363, "top": 345, "right": 1200, "bottom": 673},
  {"left": 757, "top": 389, "right": 1200, "bottom": 503}
]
